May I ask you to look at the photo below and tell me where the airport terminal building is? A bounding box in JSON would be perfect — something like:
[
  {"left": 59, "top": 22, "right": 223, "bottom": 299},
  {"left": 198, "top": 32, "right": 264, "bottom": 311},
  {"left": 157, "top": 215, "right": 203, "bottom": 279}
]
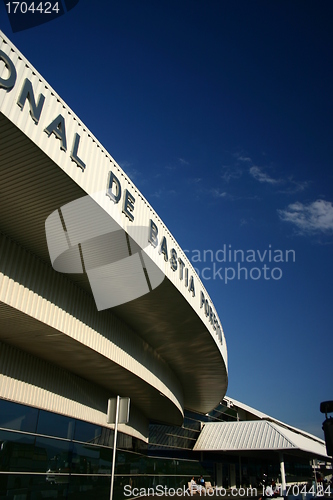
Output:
[{"left": 0, "top": 31, "right": 329, "bottom": 499}]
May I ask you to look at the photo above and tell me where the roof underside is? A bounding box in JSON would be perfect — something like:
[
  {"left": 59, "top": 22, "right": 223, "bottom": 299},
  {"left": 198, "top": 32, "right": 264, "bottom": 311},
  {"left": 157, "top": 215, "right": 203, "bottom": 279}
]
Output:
[
  {"left": 194, "top": 420, "right": 329, "bottom": 460},
  {"left": 0, "top": 112, "right": 227, "bottom": 422}
]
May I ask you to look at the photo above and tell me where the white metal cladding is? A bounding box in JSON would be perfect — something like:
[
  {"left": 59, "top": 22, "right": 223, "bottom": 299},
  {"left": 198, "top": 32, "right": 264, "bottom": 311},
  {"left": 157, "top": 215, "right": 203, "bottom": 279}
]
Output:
[
  {"left": 0, "top": 231, "right": 184, "bottom": 425},
  {"left": 0, "top": 31, "right": 229, "bottom": 420},
  {"left": 193, "top": 421, "right": 328, "bottom": 458},
  {"left": 0, "top": 110, "right": 226, "bottom": 415},
  {"left": 268, "top": 422, "right": 328, "bottom": 458},
  {"left": 0, "top": 341, "right": 149, "bottom": 442},
  {"left": 0, "top": 31, "right": 227, "bottom": 366},
  {"left": 223, "top": 396, "right": 330, "bottom": 447}
]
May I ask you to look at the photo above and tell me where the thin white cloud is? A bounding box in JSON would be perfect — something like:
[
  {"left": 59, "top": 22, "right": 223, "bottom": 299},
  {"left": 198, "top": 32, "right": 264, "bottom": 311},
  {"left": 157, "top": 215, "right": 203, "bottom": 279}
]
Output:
[
  {"left": 233, "top": 152, "right": 252, "bottom": 163},
  {"left": 279, "top": 178, "right": 309, "bottom": 194},
  {"left": 232, "top": 152, "right": 309, "bottom": 195},
  {"left": 188, "top": 177, "right": 202, "bottom": 184},
  {"left": 220, "top": 165, "right": 243, "bottom": 183},
  {"left": 249, "top": 165, "right": 281, "bottom": 185},
  {"left": 165, "top": 158, "right": 190, "bottom": 170},
  {"left": 151, "top": 189, "right": 162, "bottom": 198},
  {"left": 119, "top": 160, "right": 132, "bottom": 169},
  {"left": 210, "top": 188, "right": 227, "bottom": 198},
  {"left": 237, "top": 155, "right": 252, "bottom": 163},
  {"left": 278, "top": 199, "right": 333, "bottom": 234},
  {"left": 150, "top": 188, "right": 177, "bottom": 199},
  {"left": 118, "top": 160, "right": 141, "bottom": 182}
]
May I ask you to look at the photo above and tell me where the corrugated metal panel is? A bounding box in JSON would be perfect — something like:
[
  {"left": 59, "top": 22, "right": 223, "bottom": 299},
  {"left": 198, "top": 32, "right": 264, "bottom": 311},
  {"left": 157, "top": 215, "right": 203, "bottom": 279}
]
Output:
[
  {"left": 0, "top": 341, "right": 148, "bottom": 441},
  {"left": 0, "top": 30, "right": 228, "bottom": 414},
  {"left": 269, "top": 422, "right": 328, "bottom": 458},
  {"left": 0, "top": 113, "right": 85, "bottom": 263},
  {"left": 0, "top": 31, "right": 227, "bottom": 360},
  {"left": 193, "top": 420, "right": 328, "bottom": 459},
  {"left": 0, "top": 112, "right": 227, "bottom": 414},
  {"left": 223, "top": 396, "right": 328, "bottom": 448},
  {"left": 0, "top": 231, "right": 184, "bottom": 424},
  {"left": 194, "top": 421, "right": 296, "bottom": 451},
  {"left": 224, "top": 396, "right": 270, "bottom": 419}
]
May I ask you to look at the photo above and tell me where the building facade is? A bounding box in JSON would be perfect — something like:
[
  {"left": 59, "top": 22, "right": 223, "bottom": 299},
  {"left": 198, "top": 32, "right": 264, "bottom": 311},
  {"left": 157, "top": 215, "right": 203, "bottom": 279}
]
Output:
[
  {"left": 0, "top": 30, "right": 228, "bottom": 498},
  {"left": 0, "top": 31, "right": 330, "bottom": 500}
]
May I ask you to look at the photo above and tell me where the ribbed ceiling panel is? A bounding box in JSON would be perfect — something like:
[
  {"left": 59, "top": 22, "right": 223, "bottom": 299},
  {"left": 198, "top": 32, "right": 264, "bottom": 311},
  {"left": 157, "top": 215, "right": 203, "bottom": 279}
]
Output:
[
  {"left": 194, "top": 420, "right": 328, "bottom": 459},
  {"left": 0, "top": 113, "right": 85, "bottom": 263},
  {"left": 194, "top": 421, "right": 296, "bottom": 451}
]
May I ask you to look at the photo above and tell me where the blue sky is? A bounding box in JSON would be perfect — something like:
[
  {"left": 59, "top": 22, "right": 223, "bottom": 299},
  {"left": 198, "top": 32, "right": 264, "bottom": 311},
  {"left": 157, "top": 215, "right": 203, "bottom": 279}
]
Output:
[{"left": 1, "top": 1, "right": 332, "bottom": 438}]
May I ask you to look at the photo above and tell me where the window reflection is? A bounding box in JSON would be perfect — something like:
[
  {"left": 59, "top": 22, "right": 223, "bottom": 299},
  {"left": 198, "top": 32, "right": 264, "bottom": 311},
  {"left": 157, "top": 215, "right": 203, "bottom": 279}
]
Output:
[
  {"left": 0, "top": 399, "right": 38, "bottom": 433},
  {"left": 72, "top": 442, "right": 112, "bottom": 475},
  {"left": 0, "top": 398, "right": 215, "bottom": 498},
  {"left": 37, "top": 410, "right": 75, "bottom": 440},
  {"left": 0, "top": 473, "right": 70, "bottom": 498},
  {"left": 74, "top": 419, "right": 102, "bottom": 444},
  {"left": 0, "top": 430, "right": 35, "bottom": 472},
  {"left": 35, "top": 436, "right": 72, "bottom": 475}
]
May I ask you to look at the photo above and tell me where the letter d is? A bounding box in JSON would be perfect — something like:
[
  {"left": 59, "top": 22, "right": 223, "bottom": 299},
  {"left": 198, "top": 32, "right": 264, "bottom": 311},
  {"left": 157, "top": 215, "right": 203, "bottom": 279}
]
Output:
[{"left": 106, "top": 171, "right": 121, "bottom": 203}]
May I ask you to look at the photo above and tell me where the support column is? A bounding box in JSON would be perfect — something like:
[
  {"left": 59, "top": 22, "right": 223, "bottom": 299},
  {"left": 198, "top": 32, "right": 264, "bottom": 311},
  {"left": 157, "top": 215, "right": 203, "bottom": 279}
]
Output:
[
  {"left": 279, "top": 452, "right": 286, "bottom": 497},
  {"left": 239, "top": 455, "right": 242, "bottom": 487},
  {"left": 313, "top": 459, "right": 318, "bottom": 494}
]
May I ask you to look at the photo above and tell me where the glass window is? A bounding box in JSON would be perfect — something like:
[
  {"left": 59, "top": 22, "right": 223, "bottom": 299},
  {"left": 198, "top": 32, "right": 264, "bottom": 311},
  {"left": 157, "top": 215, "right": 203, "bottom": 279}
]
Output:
[
  {"left": 0, "top": 399, "right": 38, "bottom": 433},
  {"left": 74, "top": 420, "right": 102, "bottom": 444},
  {"left": 35, "top": 436, "right": 72, "bottom": 474},
  {"left": 0, "top": 473, "right": 70, "bottom": 498},
  {"left": 69, "top": 475, "right": 109, "bottom": 498},
  {"left": 116, "top": 450, "right": 141, "bottom": 475},
  {"left": 37, "top": 410, "right": 75, "bottom": 440},
  {"left": 0, "top": 429, "right": 35, "bottom": 472},
  {"left": 72, "top": 442, "right": 112, "bottom": 475}
]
